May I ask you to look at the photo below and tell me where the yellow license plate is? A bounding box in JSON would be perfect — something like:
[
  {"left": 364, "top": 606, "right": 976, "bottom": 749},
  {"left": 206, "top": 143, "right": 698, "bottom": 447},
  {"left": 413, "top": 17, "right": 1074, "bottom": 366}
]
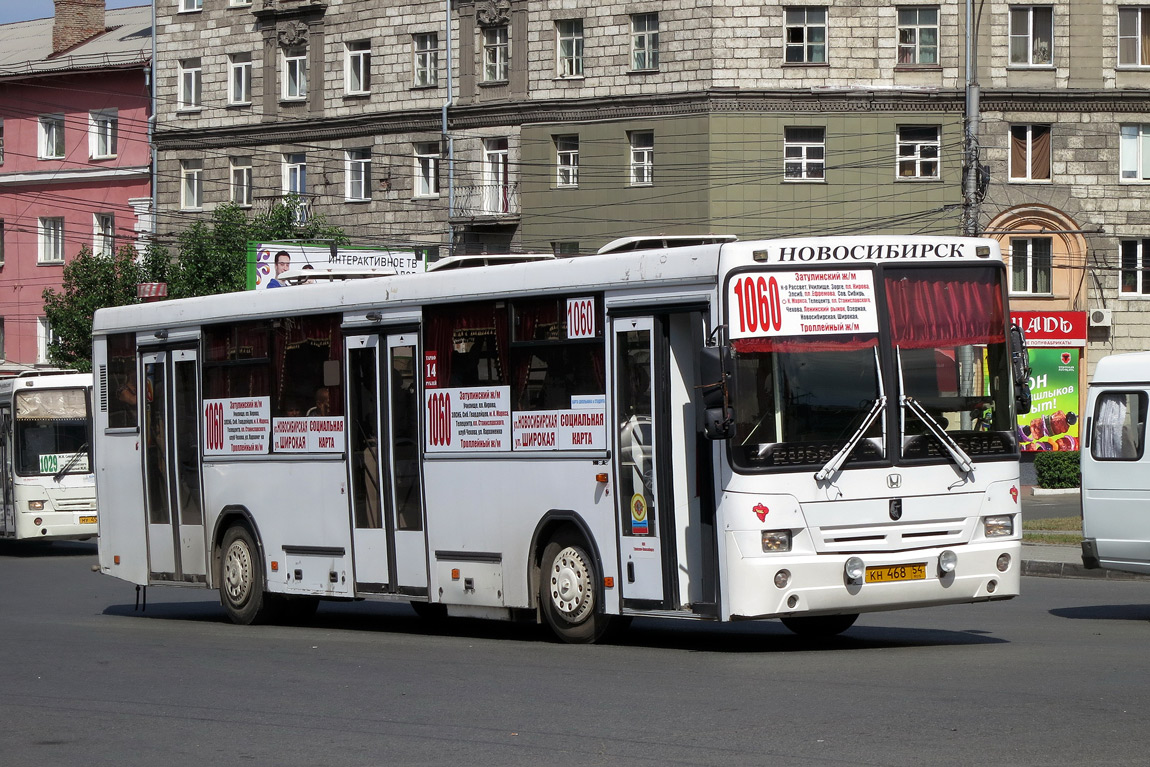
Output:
[
  {"left": 865, "top": 563, "right": 926, "bottom": 583},
  {"left": 79, "top": 516, "right": 97, "bottom": 525}
]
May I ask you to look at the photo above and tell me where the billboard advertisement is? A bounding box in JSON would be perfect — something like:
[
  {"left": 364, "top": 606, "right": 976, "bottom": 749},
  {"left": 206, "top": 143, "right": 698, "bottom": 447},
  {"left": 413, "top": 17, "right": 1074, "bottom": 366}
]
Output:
[
  {"left": 1018, "top": 347, "right": 1080, "bottom": 452},
  {"left": 247, "top": 242, "right": 424, "bottom": 289}
]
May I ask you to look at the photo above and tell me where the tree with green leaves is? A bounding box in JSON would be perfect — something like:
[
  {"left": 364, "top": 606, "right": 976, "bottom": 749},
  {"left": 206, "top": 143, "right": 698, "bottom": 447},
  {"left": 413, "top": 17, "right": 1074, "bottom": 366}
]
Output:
[{"left": 41, "top": 198, "right": 348, "bottom": 370}]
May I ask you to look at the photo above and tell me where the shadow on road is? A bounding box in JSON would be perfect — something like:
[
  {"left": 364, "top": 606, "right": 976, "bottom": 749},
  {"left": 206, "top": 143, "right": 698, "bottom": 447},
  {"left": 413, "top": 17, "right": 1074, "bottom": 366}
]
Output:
[
  {"left": 1050, "top": 604, "right": 1150, "bottom": 622},
  {"left": 0, "top": 539, "right": 97, "bottom": 558}
]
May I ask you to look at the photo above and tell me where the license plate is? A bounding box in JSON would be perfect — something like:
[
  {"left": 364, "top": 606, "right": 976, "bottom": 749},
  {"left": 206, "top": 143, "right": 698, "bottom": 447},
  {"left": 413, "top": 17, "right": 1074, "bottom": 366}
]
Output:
[
  {"left": 79, "top": 516, "right": 97, "bottom": 525},
  {"left": 865, "top": 563, "right": 926, "bottom": 583}
]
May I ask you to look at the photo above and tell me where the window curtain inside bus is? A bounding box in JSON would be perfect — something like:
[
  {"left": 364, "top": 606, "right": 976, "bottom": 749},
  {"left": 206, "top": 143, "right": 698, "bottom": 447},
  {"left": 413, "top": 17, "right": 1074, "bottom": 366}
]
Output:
[
  {"left": 203, "top": 322, "right": 272, "bottom": 399},
  {"left": 273, "top": 314, "right": 343, "bottom": 414},
  {"left": 733, "top": 335, "right": 878, "bottom": 354},
  {"left": 510, "top": 299, "right": 605, "bottom": 408},
  {"left": 884, "top": 271, "right": 1005, "bottom": 349},
  {"left": 425, "top": 302, "right": 508, "bottom": 387}
]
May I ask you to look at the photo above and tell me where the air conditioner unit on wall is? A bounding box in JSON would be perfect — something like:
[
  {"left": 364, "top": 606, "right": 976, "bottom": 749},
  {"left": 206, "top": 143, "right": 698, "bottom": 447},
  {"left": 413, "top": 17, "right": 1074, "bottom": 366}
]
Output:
[{"left": 1090, "top": 308, "right": 1113, "bottom": 328}]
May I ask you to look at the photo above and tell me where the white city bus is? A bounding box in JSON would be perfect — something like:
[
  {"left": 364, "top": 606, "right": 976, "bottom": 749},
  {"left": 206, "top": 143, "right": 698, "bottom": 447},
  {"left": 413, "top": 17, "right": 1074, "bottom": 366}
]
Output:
[
  {"left": 0, "top": 370, "right": 97, "bottom": 541},
  {"left": 91, "top": 235, "right": 1029, "bottom": 641}
]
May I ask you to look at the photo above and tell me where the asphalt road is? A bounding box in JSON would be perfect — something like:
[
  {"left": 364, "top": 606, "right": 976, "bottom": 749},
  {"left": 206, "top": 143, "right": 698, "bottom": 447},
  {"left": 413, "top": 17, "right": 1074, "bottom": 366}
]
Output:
[
  {"left": 1023, "top": 489, "right": 1081, "bottom": 520},
  {"left": 2, "top": 539, "right": 1149, "bottom": 766}
]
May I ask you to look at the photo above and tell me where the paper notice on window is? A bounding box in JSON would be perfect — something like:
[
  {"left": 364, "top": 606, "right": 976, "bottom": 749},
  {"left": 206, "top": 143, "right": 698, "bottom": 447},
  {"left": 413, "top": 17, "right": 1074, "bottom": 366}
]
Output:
[{"left": 727, "top": 270, "right": 878, "bottom": 339}]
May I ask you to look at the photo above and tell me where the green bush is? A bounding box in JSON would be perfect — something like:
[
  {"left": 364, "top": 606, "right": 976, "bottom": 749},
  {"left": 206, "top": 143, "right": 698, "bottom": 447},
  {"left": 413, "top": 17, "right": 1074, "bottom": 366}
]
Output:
[{"left": 1033, "top": 451, "right": 1080, "bottom": 489}]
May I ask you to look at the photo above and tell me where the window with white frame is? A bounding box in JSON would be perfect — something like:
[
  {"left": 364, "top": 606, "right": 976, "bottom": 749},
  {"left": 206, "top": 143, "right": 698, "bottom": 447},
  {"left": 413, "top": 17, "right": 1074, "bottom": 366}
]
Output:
[
  {"left": 629, "top": 131, "right": 654, "bottom": 186},
  {"left": 346, "top": 148, "right": 372, "bottom": 201},
  {"left": 179, "top": 58, "right": 202, "bottom": 110},
  {"left": 557, "top": 19, "right": 584, "bottom": 77},
  {"left": 1009, "top": 6, "right": 1053, "bottom": 66},
  {"left": 785, "top": 7, "right": 827, "bottom": 64},
  {"left": 229, "top": 0, "right": 252, "bottom": 6},
  {"left": 556, "top": 135, "right": 579, "bottom": 187},
  {"left": 181, "top": 160, "right": 203, "bottom": 210},
  {"left": 229, "top": 53, "right": 252, "bottom": 105},
  {"left": 784, "top": 126, "right": 825, "bottom": 181},
  {"left": 0, "top": 318, "right": 5, "bottom": 360},
  {"left": 283, "top": 153, "right": 307, "bottom": 195},
  {"left": 1119, "top": 8, "right": 1150, "bottom": 67},
  {"left": 631, "top": 13, "right": 659, "bottom": 71},
  {"left": 1121, "top": 238, "right": 1150, "bottom": 294},
  {"left": 483, "top": 138, "right": 510, "bottom": 213},
  {"left": 414, "top": 142, "right": 440, "bottom": 197},
  {"left": 38, "top": 217, "right": 64, "bottom": 264},
  {"left": 414, "top": 33, "right": 439, "bottom": 86},
  {"left": 39, "top": 114, "right": 65, "bottom": 159},
  {"left": 231, "top": 157, "right": 253, "bottom": 207},
  {"left": 94, "top": 213, "right": 115, "bottom": 255},
  {"left": 897, "top": 7, "right": 939, "bottom": 65},
  {"left": 896, "top": 125, "right": 940, "bottom": 179},
  {"left": 89, "top": 109, "right": 117, "bottom": 159},
  {"left": 346, "top": 41, "right": 371, "bottom": 95},
  {"left": 1009, "top": 124, "right": 1051, "bottom": 181},
  {"left": 1120, "top": 124, "right": 1150, "bottom": 182},
  {"left": 179, "top": 0, "right": 202, "bottom": 12},
  {"left": 0, "top": 119, "right": 4, "bottom": 165},
  {"left": 0, "top": 219, "right": 5, "bottom": 266},
  {"left": 482, "top": 26, "right": 509, "bottom": 82},
  {"left": 282, "top": 47, "right": 308, "bottom": 100},
  {"left": 1009, "top": 236, "right": 1053, "bottom": 294},
  {"left": 37, "top": 318, "right": 56, "bottom": 364}
]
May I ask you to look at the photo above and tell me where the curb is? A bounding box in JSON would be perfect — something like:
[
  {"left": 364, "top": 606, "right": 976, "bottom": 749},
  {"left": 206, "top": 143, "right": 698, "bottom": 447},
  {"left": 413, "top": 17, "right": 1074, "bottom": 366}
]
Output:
[
  {"left": 1022, "top": 558, "right": 1150, "bottom": 581},
  {"left": 1029, "top": 487, "right": 1079, "bottom": 496}
]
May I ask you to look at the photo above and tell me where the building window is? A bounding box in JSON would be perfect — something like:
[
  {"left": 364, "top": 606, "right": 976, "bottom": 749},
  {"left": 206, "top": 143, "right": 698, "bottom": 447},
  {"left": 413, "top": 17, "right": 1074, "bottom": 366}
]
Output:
[
  {"left": 631, "top": 13, "right": 659, "bottom": 71},
  {"left": 896, "top": 126, "right": 940, "bottom": 179},
  {"left": 414, "top": 142, "right": 440, "bottom": 197},
  {"left": 1009, "top": 6, "right": 1054, "bottom": 66},
  {"left": 897, "top": 7, "right": 938, "bottom": 65},
  {"left": 629, "top": 131, "right": 654, "bottom": 186},
  {"left": 1121, "top": 239, "right": 1150, "bottom": 294},
  {"left": 229, "top": 53, "right": 252, "bottom": 105},
  {"left": 346, "top": 148, "right": 372, "bottom": 201},
  {"left": 37, "top": 318, "right": 56, "bottom": 364},
  {"left": 345, "top": 41, "right": 371, "bottom": 95},
  {"left": 229, "top": 0, "right": 252, "bottom": 6},
  {"left": 179, "top": 58, "right": 202, "bottom": 110},
  {"left": 557, "top": 19, "right": 584, "bottom": 77},
  {"left": 38, "top": 217, "right": 65, "bottom": 264},
  {"left": 89, "top": 109, "right": 117, "bottom": 159},
  {"left": 179, "top": 0, "right": 202, "bottom": 11},
  {"left": 0, "top": 318, "right": 5, "bottom": 360},
  {"left": 552, "top": 241, "right": 580, "bottom": 256},
  {"left": 231, "top": 157, "right": 253, "bottom": 207},
  {"left": 413, "top": 33, "right": 439, "bottom": 87},
  {"left": 39, "top": 115, "right": 65, "bottom": 159},
  {"left": 556, "top": 135, "right": 579, "bottom": 187},
  {"left": 1121, "top": 125, "right": 1150, "bottom": 182},
  {"left": 1010, "top": 125, "right": 1051, "bottom": 181},
  {"left": 0, "top": 119, "right": 4, "bottom": 165},
  {"left": 784, "top": 126, "right": 825, "bottom": 181},
  {"left": 282, "top": 47, "right": 308, "bottom": 100},
  {"left": 483, "top": 138, "right": 510, "bottom": 213},
  {"left": 1119, "top": 8, "right": 1150, "bottom": 67},
  {"left": 284, "top": 153, "right": 307, "bottom": 195},
  {"left": 482, "top": 26, "right": 509, "bottom": 82},
  {"left": 1009, "top": 237, "right": 1053, "bottom": 294},
  {"left": 94, "top": 213, "right": 115, "bottom": 255},
  {"left": 181, "top": 160, "right": 203, "bottom": 210},
  {"left": 0, "top": 219, "right": 4, "bottom": 266},
  {"left": 785, "top": 7, "right": 827, "bottom": 64}
]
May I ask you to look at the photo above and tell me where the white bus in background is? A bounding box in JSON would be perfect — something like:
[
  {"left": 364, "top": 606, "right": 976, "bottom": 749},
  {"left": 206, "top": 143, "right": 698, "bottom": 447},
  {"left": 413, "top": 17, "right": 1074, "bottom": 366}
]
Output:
[
  {"left": 91, "top": 235, "right": 1030, "bottom": 642},
  {"left": 1080, "top": 352, "right": 1150, "bottom": 575},
  {"left": 0, "top": 370, "right": 97, "bottom": 541}
]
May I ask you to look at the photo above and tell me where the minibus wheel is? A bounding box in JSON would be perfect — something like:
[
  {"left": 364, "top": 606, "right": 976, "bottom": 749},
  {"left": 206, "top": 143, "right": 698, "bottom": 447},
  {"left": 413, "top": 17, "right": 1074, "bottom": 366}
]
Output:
[
  {"left": 539, "top": 533, "right": 611, "bottom": 644},
  {"left": 780, "top": 613, "right": 859, "bottom": 638},
  {"left": 219, "top": 525, "right": 271, "bottom": 625}
]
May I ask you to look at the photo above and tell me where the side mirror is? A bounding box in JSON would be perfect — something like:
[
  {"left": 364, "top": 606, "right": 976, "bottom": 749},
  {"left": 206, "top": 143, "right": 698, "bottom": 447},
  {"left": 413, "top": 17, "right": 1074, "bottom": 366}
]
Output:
[
  {"left": 700, "top": 346, "right": 734, "bottom": 440},
  {"left": 1009, "top": 324, "right": 1033, "bottom": 416}
]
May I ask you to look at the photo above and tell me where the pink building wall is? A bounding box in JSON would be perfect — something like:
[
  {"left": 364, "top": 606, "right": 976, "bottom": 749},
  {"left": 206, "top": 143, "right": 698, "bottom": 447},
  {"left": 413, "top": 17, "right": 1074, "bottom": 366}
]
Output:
[{"left": 0, "top": 68, "right": 151, "bottom": 365}]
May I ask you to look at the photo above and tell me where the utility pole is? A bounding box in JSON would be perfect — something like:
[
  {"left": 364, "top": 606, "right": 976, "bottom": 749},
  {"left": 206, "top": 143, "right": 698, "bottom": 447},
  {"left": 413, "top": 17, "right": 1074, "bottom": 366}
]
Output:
[{"left": 962, "top": 0, "right": 982, "bottom": 236}]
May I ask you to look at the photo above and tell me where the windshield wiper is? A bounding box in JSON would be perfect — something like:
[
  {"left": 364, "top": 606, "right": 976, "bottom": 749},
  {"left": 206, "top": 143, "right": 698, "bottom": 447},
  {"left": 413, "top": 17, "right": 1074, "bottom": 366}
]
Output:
[
  {"left": 901, "top": 397, "right": 974, "bottom": 474},
  {"left": 814, "top": 396, "right": 886, "bottom": 482},
  {"left": 53, "top": 443, "right": 88, "bottom": 483}
]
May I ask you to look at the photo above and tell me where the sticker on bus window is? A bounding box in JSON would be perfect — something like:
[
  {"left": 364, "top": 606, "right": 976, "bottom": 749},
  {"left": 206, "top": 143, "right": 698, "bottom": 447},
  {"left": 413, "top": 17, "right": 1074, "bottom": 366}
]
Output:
[
  {"left": 271, "top": 417, "right": 346, "bottom": 453},
  {"left": 631, "top": 494, "right": 649, "bottom": 535},
  {"left": 424, "top": 351, "right": 438, "bottom": 388},
  {"left": 512, "top": 408, "right": 606, "bottom": 451},
  {"left": 425, "top": 386, "right": 511, "bottom": 452},
  {"left": 566, "top": 297, "right": 597, "bottom": 339},
  {"left": 727, "top": 270, "right": 878, "bottom": 340},
  {"left": 204, "top": 397, "right": 271, "bottom": 456}
]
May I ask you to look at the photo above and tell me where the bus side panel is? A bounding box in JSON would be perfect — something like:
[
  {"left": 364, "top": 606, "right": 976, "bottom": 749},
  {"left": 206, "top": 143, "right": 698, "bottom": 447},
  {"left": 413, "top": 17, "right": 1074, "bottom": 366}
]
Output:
[
  {"left": 203, "top": 459, "right": 354, "bottom": 596},
  {"left": 422, "top": 456, "right": 620, "bottom": 613}
]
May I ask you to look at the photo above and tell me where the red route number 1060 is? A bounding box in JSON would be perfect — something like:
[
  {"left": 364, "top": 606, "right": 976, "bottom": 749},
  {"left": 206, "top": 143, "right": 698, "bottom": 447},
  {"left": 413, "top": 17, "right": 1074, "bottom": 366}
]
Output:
[{"left": 731, "top": 275, "right": 782, "bottom": 335}]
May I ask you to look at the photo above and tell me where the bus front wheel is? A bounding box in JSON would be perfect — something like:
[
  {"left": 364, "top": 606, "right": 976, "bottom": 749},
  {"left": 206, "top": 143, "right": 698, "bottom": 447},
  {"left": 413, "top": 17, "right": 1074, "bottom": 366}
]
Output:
[
  {"left": 219, "top": 525, "right": 271, "bottom": 625},
  {"left": 780, "top": 613, "right": 859, "bottom": 638},
  {"left": 539, "top": 534, "right": 611, "bottom": 644}
]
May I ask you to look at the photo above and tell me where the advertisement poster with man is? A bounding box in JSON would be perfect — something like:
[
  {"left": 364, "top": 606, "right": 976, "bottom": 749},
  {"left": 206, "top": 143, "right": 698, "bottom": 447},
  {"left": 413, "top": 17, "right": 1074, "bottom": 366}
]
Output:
[{"left": 247, "top": 242, "right": 424, "bottom": 289}]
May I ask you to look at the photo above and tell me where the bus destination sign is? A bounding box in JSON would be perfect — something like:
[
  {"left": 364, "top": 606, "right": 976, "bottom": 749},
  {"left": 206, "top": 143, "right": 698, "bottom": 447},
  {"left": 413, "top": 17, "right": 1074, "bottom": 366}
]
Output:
[{"left": 727, "top": 270, "right": 878, "bottom": 340}]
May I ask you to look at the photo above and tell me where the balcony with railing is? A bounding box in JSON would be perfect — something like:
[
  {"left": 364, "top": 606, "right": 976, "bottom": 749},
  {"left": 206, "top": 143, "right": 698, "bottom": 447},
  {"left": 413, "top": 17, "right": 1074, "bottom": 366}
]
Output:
[
  {"left": 449, "top": 182, "right": 520, "bottom": 222},
  {"left": 253, "top": 193, "right": 314, "bottom": 224}
]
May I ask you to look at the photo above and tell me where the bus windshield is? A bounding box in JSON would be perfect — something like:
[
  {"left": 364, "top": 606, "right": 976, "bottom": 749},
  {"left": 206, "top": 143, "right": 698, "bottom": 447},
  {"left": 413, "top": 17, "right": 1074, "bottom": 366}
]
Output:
[{"left": 14, "top": 388, "right": 91, "bottom": 477}]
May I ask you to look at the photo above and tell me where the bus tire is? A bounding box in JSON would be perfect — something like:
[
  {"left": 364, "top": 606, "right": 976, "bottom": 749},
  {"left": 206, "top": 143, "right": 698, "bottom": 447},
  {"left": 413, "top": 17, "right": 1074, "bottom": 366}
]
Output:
[
  {"left": 219, "top": 525, "right": 271, "bottom": 625},
  {"left": 780, "top": 613, "right": 859, "bottom": 638},
  {"left": 539, "top": 534, "right": 611, "bottom": 644}
]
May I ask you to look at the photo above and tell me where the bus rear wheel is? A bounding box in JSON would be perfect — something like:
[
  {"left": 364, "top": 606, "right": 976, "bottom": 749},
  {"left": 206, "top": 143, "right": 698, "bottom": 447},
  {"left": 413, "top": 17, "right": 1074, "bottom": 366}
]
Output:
[
  {"left": 219, "top": 525, "right": 272, "bottom": 625},
  {"left": 540, "top": 535, "right": 611, "bottom": 644},
  {"left": 780, "top": 613, "right": 859, "bottom": 638}
]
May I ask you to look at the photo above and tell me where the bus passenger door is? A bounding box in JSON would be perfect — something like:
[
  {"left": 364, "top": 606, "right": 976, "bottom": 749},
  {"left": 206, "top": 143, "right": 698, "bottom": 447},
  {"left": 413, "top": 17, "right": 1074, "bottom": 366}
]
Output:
[
  {"left": 612, "top": 316, "right": 675, "bottom": 608},
  {"left": 346, "top": 333, "right": 428, "bottom": 596},
  {"left": 0, "top": 408, "right": 12, "bottom": 536},
  {"left": 141, "top": 348, "right": 206, "bottom": 583}
]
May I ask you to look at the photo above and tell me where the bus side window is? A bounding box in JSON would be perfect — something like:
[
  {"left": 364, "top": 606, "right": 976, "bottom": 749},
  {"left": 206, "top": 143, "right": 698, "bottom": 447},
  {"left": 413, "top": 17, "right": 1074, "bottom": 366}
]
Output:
[{"left": 107, "top": 332, "right": 138, "bottom": 429}]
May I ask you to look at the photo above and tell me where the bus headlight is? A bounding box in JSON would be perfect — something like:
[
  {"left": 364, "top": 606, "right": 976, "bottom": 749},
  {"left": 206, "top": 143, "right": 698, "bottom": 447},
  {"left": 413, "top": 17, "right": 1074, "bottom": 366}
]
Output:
[
  {"left": 761, "top": 530, "right": 791, "bottom": 552},
  {"left": 938, "top": 549, "right": 958, "bottom": 575},
  {"left": 28, "top": 500, "right": 45, "bottom": 511},
  {"left": 845, "top": 557, "right": 865, "bottom": 583},
  {"left": 984, "top": 515, "right": 1013, "bottom": 537}
]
